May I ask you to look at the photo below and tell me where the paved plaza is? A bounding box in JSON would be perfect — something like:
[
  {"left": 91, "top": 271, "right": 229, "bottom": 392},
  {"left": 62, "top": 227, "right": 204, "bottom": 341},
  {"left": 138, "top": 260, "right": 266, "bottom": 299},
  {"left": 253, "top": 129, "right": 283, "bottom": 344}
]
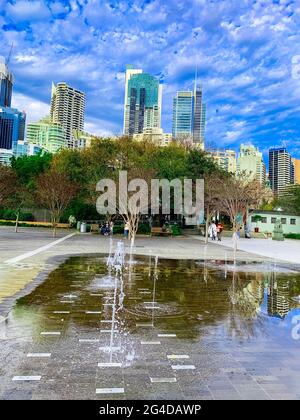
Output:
[{"left": 0, "top": 227, "right": 300, "bottom": 400}]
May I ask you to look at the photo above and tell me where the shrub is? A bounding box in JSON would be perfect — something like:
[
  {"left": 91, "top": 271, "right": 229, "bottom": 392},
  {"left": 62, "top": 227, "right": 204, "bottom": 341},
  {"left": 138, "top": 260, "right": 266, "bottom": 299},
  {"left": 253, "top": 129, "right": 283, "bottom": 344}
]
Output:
[
  {"left": 284, "top": 233, "right": 300, "bottom": 240},
  {"left": 171, "top": 224, "right": 182, "bottom": 236}
]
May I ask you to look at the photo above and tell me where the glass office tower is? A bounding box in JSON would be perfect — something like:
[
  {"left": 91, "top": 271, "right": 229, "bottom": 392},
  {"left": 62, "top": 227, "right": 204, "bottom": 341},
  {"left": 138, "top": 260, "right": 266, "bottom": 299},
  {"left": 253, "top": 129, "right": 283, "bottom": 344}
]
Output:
[
  {"left": 0, "top": 107, "right": 26, "bottom": 149},
  {"left": 172, "top": 85, "right": 206, "bottom": 148},
  {"left": 123, "top": 66, "right": 162, "bottom": 136},
  {"left": 0, "top": 62, "right": 13, "bottom": 108}
]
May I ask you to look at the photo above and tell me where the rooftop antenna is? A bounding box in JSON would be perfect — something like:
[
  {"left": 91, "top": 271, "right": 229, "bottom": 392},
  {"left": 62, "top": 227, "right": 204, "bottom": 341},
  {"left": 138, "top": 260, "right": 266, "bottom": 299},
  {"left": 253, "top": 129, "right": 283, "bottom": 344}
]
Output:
[
  {"left": 194, "top": 64, "right": 198, "bottom": 92},
  {"left": 5, "top": 42, "right": 14, "bottom": 66}
]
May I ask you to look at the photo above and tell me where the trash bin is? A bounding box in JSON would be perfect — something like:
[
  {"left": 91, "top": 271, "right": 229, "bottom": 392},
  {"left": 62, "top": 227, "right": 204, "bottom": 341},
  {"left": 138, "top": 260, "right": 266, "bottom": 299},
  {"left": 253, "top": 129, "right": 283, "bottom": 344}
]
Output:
[
  {"left": 80, "top": 222, "right": 87, "bottom": 233},
  {"left": 77, "top": 221, "right": 81, "bottom": 231}
]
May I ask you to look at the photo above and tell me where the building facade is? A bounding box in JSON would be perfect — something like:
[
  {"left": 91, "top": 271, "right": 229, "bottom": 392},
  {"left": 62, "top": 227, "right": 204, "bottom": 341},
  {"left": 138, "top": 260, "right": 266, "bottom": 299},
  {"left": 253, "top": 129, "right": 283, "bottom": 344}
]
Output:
[
  {"left": 248, "top": 210, "right": 300, "bottom": 235},
  {"left": 237, "top": 144, "right": 266, "bottom": 185},
  {"left": 269, "top": 148, "right": 294, "bottom": 194},
  {"left": 0, "top": 62, "right": 13, "bottom": 108},
  {"left": 133, "top": 127, "right": 172, "bottom": 147},
  {"left": 50, "top": 82, "right": 85, "bottom": 148},
  {"left": 0, "top": 107, "right": 26, "bottom": 149},
  {"left": 72, "top": 129, "right": 94, "bottom": 149},
  {"left": 0, "top": 60, "right": 26, "bottom": 164},
  {"left": 26, "top": 118, "right": 66, "bottom": 153},
  {"left": 172, "top": 85, "right": 206, "bottom": 149},
  {"left": 292, "top": 158, "right": 300, "bottom": 184},
  {"left": 0, "top": 148, "right": 13, "bottom": 165},
  {"left": 207, "top": 149, "right": 236, "bottom": 173},
  {"left": 123, "top": 66, "right": 162, "bottom": 136}
]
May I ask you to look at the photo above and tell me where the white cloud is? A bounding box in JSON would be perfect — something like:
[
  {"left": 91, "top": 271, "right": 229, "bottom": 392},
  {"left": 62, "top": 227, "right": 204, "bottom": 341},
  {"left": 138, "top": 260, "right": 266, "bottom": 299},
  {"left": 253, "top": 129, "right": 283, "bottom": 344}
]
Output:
[
  {"left": 6, "top": 0, "right": 51, "bottom": 22},
  {"left": 11, "top": 92, "right": 50, "bottom": 123}
]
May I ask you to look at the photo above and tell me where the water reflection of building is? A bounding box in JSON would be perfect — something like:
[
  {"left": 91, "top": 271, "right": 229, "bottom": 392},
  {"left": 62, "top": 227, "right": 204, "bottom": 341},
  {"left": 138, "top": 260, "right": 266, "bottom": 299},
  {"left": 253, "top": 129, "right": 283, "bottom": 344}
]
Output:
[{"left": 267, "top": 273, "right": 290, "bottom": 319}]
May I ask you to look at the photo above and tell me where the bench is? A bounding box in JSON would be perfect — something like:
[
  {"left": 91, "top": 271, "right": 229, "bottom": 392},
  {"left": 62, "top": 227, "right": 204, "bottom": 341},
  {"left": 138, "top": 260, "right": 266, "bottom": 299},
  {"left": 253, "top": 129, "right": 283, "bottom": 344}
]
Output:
[{"left": 150, "top": 227, "right": 172, "bottom": 237}]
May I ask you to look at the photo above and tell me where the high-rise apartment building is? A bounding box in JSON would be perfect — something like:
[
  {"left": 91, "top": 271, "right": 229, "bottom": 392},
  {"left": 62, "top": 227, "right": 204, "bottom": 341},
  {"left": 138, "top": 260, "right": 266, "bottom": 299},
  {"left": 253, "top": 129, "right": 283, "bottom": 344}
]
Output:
[
  {"left": 269, "top": 147, "right": 294, "bottom": 194},
  {"left": 50, "top": 82, "right": 85, "bottom": 148},
  {"left": 207, "top": 149, "right": 236, "bottom": 173},
  {"left": 0, "top": 62, "right": 13, "bottom": 108},
  {"left": 172, "top": 85, "right": 206, "bottom": 149},
  {"left": 123, "top": 66, "right": 162, "bottom": 136},
  {"left": 26, "top": 117, "right": 66, "bottom": 153},
  {"left": 292, "top": 158, "right": 300, "bottom": 184},
  {"left": 237, "top": 144, "right": 266, "bottom": 185}
]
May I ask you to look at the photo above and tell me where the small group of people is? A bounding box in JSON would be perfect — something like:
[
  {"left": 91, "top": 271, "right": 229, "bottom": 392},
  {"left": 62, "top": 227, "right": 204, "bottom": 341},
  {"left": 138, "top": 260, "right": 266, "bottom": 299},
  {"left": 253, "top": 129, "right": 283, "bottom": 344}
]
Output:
[
  {"left": 208, "top": 220, "right": 223, "bottom": 241},
  {"left": 100, "top": 221, "right": 114, "bottom": 236}
]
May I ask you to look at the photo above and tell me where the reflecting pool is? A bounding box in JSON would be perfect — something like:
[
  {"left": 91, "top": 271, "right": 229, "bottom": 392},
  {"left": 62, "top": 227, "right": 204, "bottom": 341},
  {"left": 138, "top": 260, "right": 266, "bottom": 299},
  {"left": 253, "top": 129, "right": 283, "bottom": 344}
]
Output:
[{"left": 1, "top": 250, "right": 300, "bottom": 400}]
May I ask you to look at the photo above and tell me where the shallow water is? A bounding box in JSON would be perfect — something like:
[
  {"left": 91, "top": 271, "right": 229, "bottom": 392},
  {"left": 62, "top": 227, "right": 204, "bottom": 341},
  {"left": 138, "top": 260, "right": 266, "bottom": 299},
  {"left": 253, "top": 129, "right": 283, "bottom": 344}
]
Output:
[{"left": 1, "top": 253, "right": 300, "bottom": 400}]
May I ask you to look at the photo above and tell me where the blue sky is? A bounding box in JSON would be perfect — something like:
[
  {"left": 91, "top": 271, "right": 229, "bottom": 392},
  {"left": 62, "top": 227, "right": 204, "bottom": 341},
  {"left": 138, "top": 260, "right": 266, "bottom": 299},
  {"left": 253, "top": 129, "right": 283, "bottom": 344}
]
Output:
[{"left": 1, "top": 0, "right": 300, "bottom": 159}]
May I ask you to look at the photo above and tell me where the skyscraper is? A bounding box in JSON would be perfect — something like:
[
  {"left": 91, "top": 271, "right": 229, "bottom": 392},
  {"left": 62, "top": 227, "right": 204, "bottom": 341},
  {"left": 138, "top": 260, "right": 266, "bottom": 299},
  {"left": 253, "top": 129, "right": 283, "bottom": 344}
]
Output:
[
  {"left": 0, "top": 62, "right": 13, "bottom": 108},
  {"left": 0, "top": 107, "right": 26, "bottom": 149},
  {"left": 50, "top": 82, "right": 85, "bottom": 148},
  {"left": 269, "top": 147, "right": 294, "bottom": 194},
  {"left": 0, "top": 59, "right": 25, "bottom": 165},
  {"left": 123, "top": 66, "right": 162, "bottom": 136},
  {"left": 172, "top": 85, "right": 206, "bottom": 148},
  {"left": 193, "top": 84, "right": 206, "bottom": 146},
  {"left": 172, "top": 91, "right": 193, "bottom": 140},
  {"left": 237, "top": 144, "right": 266, "bottom": 185}
]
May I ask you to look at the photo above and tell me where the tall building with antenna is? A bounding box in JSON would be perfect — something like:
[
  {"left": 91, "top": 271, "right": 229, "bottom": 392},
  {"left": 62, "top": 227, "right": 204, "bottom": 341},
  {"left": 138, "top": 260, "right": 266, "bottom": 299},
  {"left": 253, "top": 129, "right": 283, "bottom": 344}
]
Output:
[
  {"left": 0, "top": 62, "right": 13, "bottom": 108},
  {"left": 0, "top": 46, "right": 26, "bottom": 164},
  {"left": 172, "top": 70, "right": 206, "bottom": 148}
]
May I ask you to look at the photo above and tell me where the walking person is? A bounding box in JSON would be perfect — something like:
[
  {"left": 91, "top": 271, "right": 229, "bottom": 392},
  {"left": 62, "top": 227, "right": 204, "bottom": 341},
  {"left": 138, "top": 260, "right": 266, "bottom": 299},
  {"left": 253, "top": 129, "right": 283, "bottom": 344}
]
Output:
[
  {"left": 211, "top": 221, "right": 217, "bottom": 241},
  {"left": 216, "top": 221, "right": 223, "bottom": 241},
  {"left": 208, "top": 222, "right": 213, "bottom": 240},
  {"left": 110, "top": 220, "right": 114, "bottom": 236},
  {"left": 124, "top": 221, "right": 129, "bottom": 239}
]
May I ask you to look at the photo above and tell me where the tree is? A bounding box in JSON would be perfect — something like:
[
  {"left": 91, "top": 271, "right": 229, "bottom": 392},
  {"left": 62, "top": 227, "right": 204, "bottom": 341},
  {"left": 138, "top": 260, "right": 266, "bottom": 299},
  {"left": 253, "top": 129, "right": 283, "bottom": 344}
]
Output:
[
  {"left": 5, "top": 184, "right": 33, "bottom": 233},
  {"left": 36, "top": 169, "right": 78, "bottom": 237},
  {"left": 0, "top": 165, "right": 17, "bottom": 206},
  {"left": 276, "top": 185, "right": 300, "bottom": 215},
  {"left": 218, "top": 177, "right": 269, "bottom": 252},
  {"left": 115, "top": 167, "right": 156, "bottom": 247},
  {"left": 203, "top": 173, "right": 222, "bottom": 243},
  {"left": 11, "top": 152, "right": 52, "bottom": 189}
]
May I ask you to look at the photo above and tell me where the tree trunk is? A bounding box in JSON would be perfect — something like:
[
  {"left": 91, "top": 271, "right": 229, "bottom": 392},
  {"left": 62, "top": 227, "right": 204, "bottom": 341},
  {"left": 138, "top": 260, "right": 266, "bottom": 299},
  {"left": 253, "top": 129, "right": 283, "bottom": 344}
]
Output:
[
  {"left": 53, "top": 217, "right": 57, "bottom": 238},
  {"left": 15, "top": 211, "right": 19, "bottom": 233},
  {"left": 205, "top": 207, "right": 210, "bottom": 244}
]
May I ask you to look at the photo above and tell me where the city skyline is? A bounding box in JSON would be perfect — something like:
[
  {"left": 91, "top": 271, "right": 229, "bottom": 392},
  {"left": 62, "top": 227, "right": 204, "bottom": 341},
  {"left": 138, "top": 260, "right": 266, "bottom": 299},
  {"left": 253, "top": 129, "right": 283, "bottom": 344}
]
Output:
[{"left": 1, "top": 0, "right": 300, "bottom": 159}]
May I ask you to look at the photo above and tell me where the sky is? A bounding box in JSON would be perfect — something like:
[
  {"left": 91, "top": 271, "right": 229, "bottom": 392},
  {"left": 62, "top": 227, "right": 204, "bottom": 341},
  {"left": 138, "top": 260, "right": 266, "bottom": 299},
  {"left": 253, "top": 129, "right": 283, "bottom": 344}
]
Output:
[{"left": 1, "top": 0, "right": 300, "bottom": 159}]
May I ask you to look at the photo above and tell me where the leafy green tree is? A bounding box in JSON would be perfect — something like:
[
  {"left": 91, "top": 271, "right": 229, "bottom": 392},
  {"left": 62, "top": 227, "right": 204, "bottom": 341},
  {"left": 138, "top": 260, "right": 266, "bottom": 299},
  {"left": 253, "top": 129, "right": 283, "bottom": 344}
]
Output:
[
  {"left": 276, "top": 185, "right": 300, "bottom": 215},
  {"left": 36, "top": 169, "right": 79, "bottom": 237},
  {"left": 0, "top": 165, "right": 17, "bottom": 206},
  {"left": 11, "top": 152, "right": 52, "bottom": 190}
]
